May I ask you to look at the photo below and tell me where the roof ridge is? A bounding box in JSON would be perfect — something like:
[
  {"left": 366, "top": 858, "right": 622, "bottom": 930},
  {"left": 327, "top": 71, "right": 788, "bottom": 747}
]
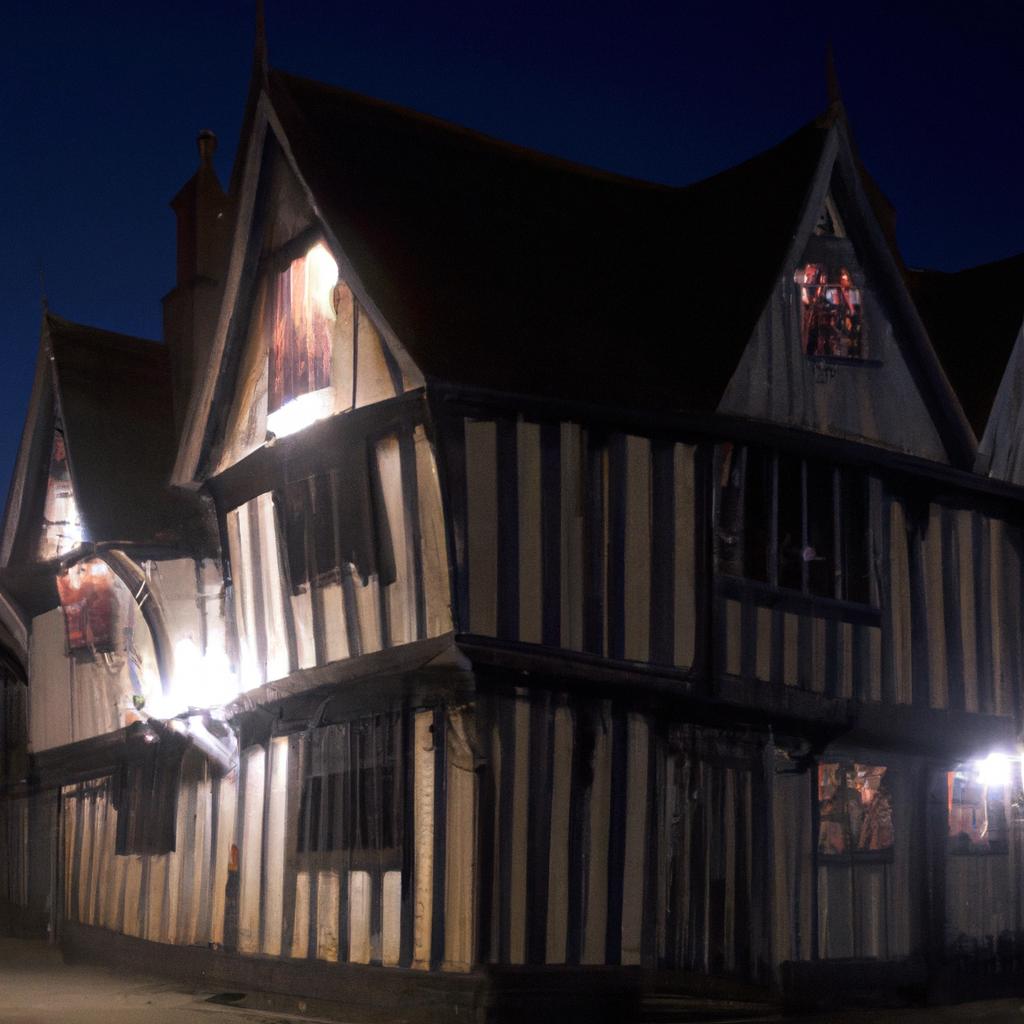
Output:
[
  {"left": 43, "top": 311, "right": 163, "bottom": 351},
  {"left": 270, "top": 66, "right": 828, "bottom": 197}
]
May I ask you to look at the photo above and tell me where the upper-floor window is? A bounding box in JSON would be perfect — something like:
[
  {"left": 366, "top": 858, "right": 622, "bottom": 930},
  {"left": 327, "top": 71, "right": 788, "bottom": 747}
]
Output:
[
  {"left": 796, "top": 194, "right": 874, "bottom": 362},
  {"left": 56, "top": 558, "right": 116, "bottom": 654},
  {"left": 40, "top": 426, "right": 83, "bottom": 560},
  {"left": 267, "top": 240, "right": 340, "bottom": 439},
  {"left": 795, "top": 262, "right": 865, "bottom": 359},
  {"left": 718, "top": 445, "right": 872, "bottom": 604}
]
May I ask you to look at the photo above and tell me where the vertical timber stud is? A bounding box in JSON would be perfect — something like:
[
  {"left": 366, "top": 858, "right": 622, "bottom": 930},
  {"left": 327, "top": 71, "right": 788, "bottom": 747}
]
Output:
[
  {"left": 973, "top": 515, "right": 994, "bottom": 715},
  {"left": 941, "top": 508, "right": 966, "bottom": 712},
  {"left": 605, "top": 707, "right": 628, "bottom": 964},
  {"left": 924, "top": 762, "right": 948, "bottom": 994},
  {"left": 809, "top": 760, "right": 820, "bottom": 962},
  {"left": 606, "top": 435, "right": 627, "bottom": 661},
  {"left": 907, "top": 516, "right": 931, "bottom": 709},
  {"left": 496, "top": 418, "right": 520, "bottom": 642},
  {"left": 565, "top": 701, "right": 590, "bottom": 965},
  {"left": 430, "top": 706, "right": 447, "bottom": 971},
  {"left": 650, "top": 439, "right": 675, "bottom": 666},
  {"left": 496, "top": 692, "right": 516, "bottom": 963},
  {"left": 880, "top": 490, "right": 897, "bottom": 706},
  {"left": 540, "top": 421, "right": 562, "bottom": 647},
  {"left": 398, "top": 429, "right": 427, "bottom": 641},
  {"left": 694, "top": 443, "right": 715, "bottom": 692},
  {"left": 583, "top": 431, "right": 606, "bottom": 657},
  {"left": 474, "top": 691, "right": 497, "bottom": 965},
  {"left": 448, "top": 415, "right": 472, "bottom": 633},
  {"left": 526, "top": 690, "right": 553, "bottom": 964},
  {"left": 337, "top": 726, "right": 352, "bottom": 964},
  {"left": 399, "top": 706, "right": 415, "bottom": 967},
  {"left": 641, "top": 717, "right": 660, "bottom": 967}
]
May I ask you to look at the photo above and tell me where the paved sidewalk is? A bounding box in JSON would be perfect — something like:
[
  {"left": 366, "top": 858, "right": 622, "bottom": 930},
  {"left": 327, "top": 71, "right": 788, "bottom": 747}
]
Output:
[
  {"left": 3, "top": 937, "right": 1024, "bottom": 1022},
  {"left": 0, "top": 938, "right": 346, "bottom": 1024}
]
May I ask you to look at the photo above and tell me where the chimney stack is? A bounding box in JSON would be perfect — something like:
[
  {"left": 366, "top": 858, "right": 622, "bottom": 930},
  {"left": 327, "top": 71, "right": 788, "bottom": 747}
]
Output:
[{"left": 163, "top": 131, "right": 229, "bottom": 441}]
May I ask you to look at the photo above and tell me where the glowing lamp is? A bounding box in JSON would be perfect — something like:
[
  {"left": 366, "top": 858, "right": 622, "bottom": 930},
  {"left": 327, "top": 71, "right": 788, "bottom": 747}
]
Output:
[{"left": 977, "top": 752, "right": 1012, "bottom": 788}]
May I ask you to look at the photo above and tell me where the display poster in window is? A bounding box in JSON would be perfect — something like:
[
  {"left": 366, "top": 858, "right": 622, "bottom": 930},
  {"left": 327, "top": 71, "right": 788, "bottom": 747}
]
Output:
[
  {"left": 818, "top": 762, "right": 894, "bottom": 858},
  {"left": 56, "top": 559, "right": 117, "bottom": 653}
]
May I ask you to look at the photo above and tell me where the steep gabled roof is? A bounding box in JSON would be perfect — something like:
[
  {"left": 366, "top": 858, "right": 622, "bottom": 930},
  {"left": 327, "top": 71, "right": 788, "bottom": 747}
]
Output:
[
  {"left": 1, "top": 314, "right": 205, "bottom": 584},
  {"left": 908, "top": 254, "right": 1024, "bottom": 437},
  {"left": 266, "top": 69, "right": 827, "bottom": 415}
]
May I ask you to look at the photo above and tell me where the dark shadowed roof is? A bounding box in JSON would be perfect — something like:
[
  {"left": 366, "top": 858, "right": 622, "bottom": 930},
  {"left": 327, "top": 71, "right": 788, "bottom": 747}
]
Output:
[
  {"left": 908, "top": 254, "right": 1024, "bottom": 437},
  {"left": 46, "top": 314, "right": 201, "bottom": 546},
  {"left": 1, "top": 314, "right": 211, "bottom": 613},
  {"left": 268, "top": 69, "right": 829, "bottom": 413}
]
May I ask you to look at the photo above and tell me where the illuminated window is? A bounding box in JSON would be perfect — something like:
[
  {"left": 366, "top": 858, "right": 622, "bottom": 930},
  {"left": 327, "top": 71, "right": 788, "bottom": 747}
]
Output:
[
  {"left": 267, "top": 240, "right": 340, "bottom": 439},
  {"left": 39, "top": 426, "right": 84, "bottom": 560},
  {"left": 796, "top": 263, "right": 865, "bottom": 359},
  {"left": 56, "top": 559, "right": 116, "bottom": 654},
  {"left": 818, "top": 762, "right": 894, "bottom": 859},
  {"left": 948, "top": 761, "right": 1010, "bottom": 855}
]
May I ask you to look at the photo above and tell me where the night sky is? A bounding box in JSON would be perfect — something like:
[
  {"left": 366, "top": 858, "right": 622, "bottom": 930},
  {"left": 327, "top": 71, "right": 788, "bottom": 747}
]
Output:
[{"left": 1, "top": 1, "right": 1021, "bottom": 507}]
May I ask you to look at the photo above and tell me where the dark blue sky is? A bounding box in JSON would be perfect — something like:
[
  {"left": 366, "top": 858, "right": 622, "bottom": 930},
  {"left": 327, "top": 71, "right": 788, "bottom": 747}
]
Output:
[{"left": 1, "top": 1, "right": 1021, "bottom": 505}]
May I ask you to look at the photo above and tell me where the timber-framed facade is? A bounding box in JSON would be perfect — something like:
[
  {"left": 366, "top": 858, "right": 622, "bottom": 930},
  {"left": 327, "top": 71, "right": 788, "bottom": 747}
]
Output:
[{"left": 1, "top": 35, "right": 1024, "bottom": 1024}]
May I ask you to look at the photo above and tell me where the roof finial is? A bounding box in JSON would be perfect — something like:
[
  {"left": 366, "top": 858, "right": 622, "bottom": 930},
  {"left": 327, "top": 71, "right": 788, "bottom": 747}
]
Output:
[
  {"left": 826, "top": 42, "right": 843, "bottom": 108},
  {"left": 254, "top": 0, "right": 269, "bottom": 82}
]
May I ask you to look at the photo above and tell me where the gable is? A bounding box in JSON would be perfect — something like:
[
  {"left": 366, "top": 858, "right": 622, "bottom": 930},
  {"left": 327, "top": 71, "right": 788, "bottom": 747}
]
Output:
[
  {"left": 2, "top": 315, "right": 204, "bottom": 593},
  {"left": 717, "top": 128, "right": 973, "bottom": 466},
  {"left": 977, "top": 317, "right": 1024, "bottom": 483},
  {"left": 189, "top": 124, "right": 425, "bottom": 480}
]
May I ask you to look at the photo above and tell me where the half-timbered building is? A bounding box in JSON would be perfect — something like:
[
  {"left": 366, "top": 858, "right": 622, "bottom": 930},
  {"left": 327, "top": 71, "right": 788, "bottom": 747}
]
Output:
[{"left": 2, "top": 40, "right": 1024, "bottom": 1022}]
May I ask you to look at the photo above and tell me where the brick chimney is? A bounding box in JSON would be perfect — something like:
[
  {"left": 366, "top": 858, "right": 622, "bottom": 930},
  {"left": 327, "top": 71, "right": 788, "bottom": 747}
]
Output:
[{"left": 163, "top": 130, "right": 229, "bottom": 440}]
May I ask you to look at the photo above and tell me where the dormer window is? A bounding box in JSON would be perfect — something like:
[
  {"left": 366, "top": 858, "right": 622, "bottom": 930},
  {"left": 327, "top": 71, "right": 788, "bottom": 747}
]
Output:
[
  {"left": 795, "top": 262, "right": 865, "bottom": 359},
  {"left": 39, "top": 426, "right": 84, "bottom": 560},
  {"left": 266, "top": 240, "right": 340, "bottom": 439}
]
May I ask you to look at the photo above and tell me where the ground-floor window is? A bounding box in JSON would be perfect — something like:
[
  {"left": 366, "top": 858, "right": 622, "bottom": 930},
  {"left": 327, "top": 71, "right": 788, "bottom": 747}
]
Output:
[{"left": 817, "top": 762, "right": 894, "bottom": 860}]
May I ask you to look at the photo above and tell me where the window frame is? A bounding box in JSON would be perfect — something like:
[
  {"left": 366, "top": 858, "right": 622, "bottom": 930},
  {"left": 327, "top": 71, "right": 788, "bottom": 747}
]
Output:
[
  {"left": 717, "top": 444, "right": 875, "bottom": 608},
  {"left": 296, "top": 712, "right": 404, "bottom": 871},
  {"left": 816, "top": 760, "right": 896, "bottom": 866},
  {"left": 947, "top": 766, "right": 1012, "bottom": 857}
]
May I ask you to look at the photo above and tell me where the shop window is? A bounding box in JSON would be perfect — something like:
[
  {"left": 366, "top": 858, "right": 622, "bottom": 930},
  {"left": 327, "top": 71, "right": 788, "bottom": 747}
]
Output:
[
  {"left": 718, "top": 445, "right": 872, "bottom": 604},
  {"left": 56, "top": 559, "right": 117, "bottom": 654},
  {"left": 948, "top": 764, "right": 1010, "bottom": 855},
  {"left": 298, "top": 713, "right": 402, "bottom": 866},
  {"left": 818, "top": 762, "right": 894, "bottom": 860},
  {"left": 39, "top": 426, "right": 84, "bottom": 560},
  {"left": 266, "top": 240, "right": 340, "bottom": 439}
]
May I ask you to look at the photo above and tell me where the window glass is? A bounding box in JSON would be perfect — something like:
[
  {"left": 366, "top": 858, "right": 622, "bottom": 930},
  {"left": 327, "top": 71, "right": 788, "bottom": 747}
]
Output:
[
  {"left": 948, "top": 764, "right": 1010, "bottom": 854},
  {"left": 56, "top": 559, "right": 117, "bottom": 653},
  {"left": 40, "top": 427, "right": 84, "bottom": 560},
  {"left": 796, "top": 263, "right": 866, "bottom": 359},
  {"left": 267, "top": 241, "right": 339, "bottom": 438},
  {"left": 818, "top": 762, "right": 894, "bottom": 857},
  {"left": 805, "top": 461, "right": 836, "bottom": 598},
  {"left": 777, "top": 455, "right": 803, "bottom": 591},
  {"left": 717, "top": 445, "right": 872, "bottom": 606},
  {"left": 298, "top": 714, "right": 402, "bottom": 864}
]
